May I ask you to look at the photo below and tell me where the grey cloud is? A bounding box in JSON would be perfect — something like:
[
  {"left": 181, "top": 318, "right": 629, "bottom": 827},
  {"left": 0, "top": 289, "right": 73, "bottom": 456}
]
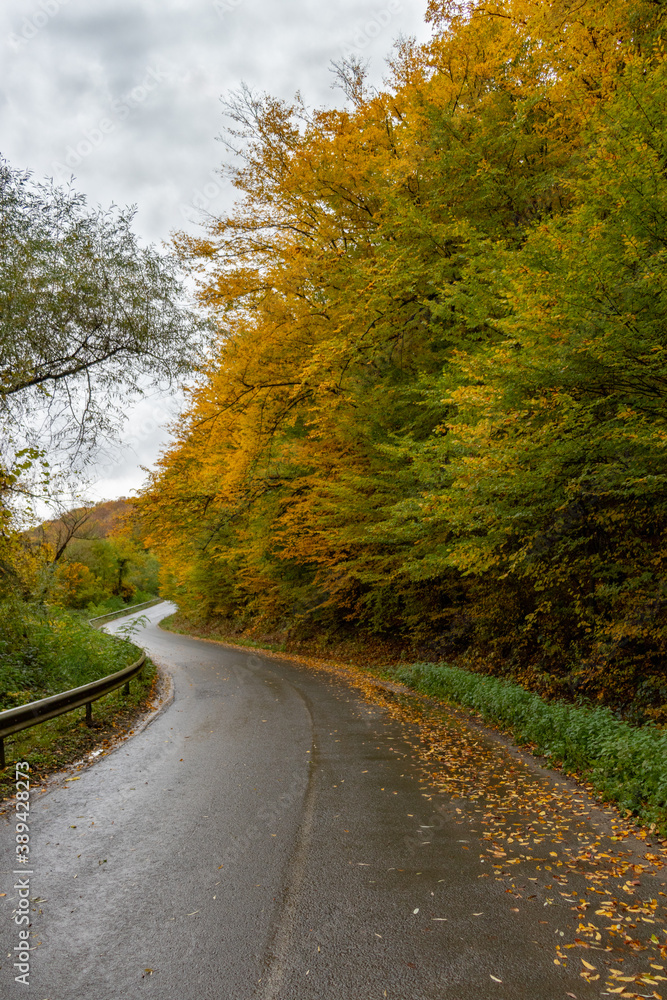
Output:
[{"left": 0, "top": 0, "right": 430, "bottom": 500}]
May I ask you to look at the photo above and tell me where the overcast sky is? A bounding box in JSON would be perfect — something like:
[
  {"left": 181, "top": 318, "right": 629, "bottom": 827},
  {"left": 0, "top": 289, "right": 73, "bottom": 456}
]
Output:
[{"left": 1, "top": 0, "right": 430, "bottom": 505}]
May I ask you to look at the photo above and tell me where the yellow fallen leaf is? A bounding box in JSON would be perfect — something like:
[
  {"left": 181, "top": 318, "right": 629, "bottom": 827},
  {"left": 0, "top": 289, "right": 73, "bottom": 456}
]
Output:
[
  {"left": 581, "top": 959, "right": 596, "bottom": 970},
  {"left": 490, "top": 975, "right": 502, "bottom": 983}
]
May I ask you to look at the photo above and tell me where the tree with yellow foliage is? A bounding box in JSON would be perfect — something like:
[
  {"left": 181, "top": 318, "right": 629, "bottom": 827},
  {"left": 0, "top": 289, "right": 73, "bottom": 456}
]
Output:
[{"left": 139, "top": 0, "right": 667, "bottom": 712}]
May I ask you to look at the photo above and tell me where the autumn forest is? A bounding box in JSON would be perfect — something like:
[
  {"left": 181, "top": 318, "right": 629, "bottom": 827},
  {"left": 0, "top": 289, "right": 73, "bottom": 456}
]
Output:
[{"left": 131, "top": 0, "right": 667, "bottom": 717}]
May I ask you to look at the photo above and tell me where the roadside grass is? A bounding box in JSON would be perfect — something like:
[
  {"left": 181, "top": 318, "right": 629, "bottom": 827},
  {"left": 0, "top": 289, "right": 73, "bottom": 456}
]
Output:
[
  {"left": 388, "top": 663, "right": 667, "bottom": 833},
  {"left": 160, "top": 612, "right": 667, "bottom": 835},
  {"left": 0, "top": 662, "right": 156, "bottom": 803},
  {"left": 85, "top": 592, "right": 159, "bottom": 620},
  {"left": 87, "top": 596, "right": 163, "bottom": 626},
  {"left": 0, "top": 600, "right": 141, "bottom": 710},
  {"left": 0, "top": 600, "right": 157, "bottom": 802}
]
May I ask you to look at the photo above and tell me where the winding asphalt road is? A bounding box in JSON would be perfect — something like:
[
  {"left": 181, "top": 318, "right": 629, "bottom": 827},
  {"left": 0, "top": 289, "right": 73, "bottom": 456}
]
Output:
[{"left": 1, "top": 602, "right": 603, "bottom": 999}]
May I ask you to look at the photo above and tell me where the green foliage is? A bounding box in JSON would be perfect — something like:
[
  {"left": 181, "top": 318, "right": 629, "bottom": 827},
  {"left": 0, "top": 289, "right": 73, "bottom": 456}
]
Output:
[
  {"left": 0, "top": 161, "right": 204, "bottom": 604},
  {"left": 48, "top": 536, "right": 160, "bottom": 610},
  {"left": 26, "top": 502, "right": 161, "bottom": 611},
  {"left": 394, "top": 661, "right": 667, "bottom": 830},
  {"left": 85, "top": 592, "right": 155, "bottom": 620},
  {"left": 0, "top": 157, "right": 205, "bottom": 467},
  {"left": 0, "top": 654, "right": 156, "bottom": 800},
  {"left": 139, "top": 0, "right": 667, "bottom": 713},
  {"left": 0, "top": 599, "right": 139, "bottom": 710}
]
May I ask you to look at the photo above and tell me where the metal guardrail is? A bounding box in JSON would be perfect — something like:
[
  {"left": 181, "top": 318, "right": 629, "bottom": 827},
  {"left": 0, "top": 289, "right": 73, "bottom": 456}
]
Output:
[
  {"left": 88, "top": 597, "right": 162, "bottom": 626},
  {"left": 0, "top": 600, "right": 158, "bottom": 768}
]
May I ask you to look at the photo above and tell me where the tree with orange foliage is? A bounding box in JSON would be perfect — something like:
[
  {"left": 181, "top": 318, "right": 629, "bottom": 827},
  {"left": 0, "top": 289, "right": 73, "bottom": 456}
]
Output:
[{"left": 139, "top": 0, "right": 667, "bottom": 712}]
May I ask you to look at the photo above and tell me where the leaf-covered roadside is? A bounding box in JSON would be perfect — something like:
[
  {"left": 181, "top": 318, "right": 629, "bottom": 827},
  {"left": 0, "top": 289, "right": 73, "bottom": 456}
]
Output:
[
  {"left": 394, "top": 663, "right": 667, "bottom": 834},
  {"left": 160, "top": 615, "right": 667, "bottom": 999},
  {"left": 393, "top": 692, "right": 667, "bottom": 1000}
]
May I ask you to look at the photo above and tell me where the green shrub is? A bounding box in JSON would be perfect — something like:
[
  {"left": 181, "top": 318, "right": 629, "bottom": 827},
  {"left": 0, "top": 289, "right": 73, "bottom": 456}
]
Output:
[
  {"left": 0, "top": 599, "right": 139, "bottom": 710},
  {"left": 394, "top": 662, "right": 667, "bottom": 830}
]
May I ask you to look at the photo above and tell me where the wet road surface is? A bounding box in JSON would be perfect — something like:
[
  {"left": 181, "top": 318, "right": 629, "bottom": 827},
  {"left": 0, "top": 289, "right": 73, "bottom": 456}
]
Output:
[{"left": 0, "top": 602, "right": 645, "bottom": 998}]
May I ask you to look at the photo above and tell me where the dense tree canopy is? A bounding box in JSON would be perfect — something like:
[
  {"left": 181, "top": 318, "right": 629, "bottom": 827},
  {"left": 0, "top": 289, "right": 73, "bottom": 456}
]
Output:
[{"left": 138, "top": 0, "right": 667, "bottom": 715}]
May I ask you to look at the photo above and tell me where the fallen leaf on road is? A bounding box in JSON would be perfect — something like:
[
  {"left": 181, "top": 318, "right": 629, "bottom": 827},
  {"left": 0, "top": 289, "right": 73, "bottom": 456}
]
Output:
[
  {"left": 265, "top": 638, "right": 667, "bottom": 994},
  {"left": 490, "top": 975, "right": 502, "bottom": 982}
]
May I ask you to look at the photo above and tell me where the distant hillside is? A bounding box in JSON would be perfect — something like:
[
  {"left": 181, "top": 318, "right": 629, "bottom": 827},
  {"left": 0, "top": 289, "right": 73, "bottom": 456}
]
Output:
[{"left": 30, "top": 498, "right": 134, "bottom": 551}]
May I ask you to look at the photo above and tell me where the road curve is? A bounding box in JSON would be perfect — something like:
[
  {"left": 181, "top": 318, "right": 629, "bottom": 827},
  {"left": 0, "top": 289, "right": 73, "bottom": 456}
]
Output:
[{"left": 1, "top": 602, "right": 598, "bottom": 999}]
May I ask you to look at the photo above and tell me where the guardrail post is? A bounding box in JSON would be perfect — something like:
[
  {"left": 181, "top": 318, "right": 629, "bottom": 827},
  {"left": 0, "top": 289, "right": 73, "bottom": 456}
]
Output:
[
  {"left": 122, "top": 680, "right": 130, "bottom": 696},
  {"left": 0, "top": 737, "right": 4, "bottom": 769},
  {"left": 0, "top": 650, "right": 145, "bottom": 747}
]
